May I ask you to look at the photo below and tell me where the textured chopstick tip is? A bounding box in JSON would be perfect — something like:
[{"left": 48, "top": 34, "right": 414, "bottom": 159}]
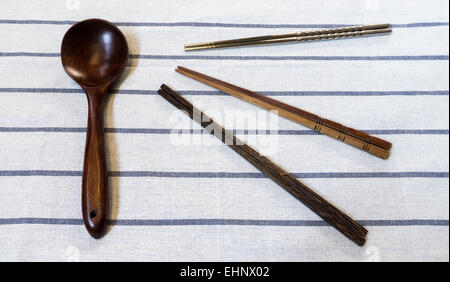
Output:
[
  {"left": 363, "top": 27, "right": 392, "bottom": 35},
  {"left": 380, "top": 149, "right": 391, "bottom": 160},
  {"left": 362, "top": 23, "right": 391, "bottom": 30},
  {"left": 355, "top": 234, "right": 367, "bottom": 246},
  {"left": 158, "top": 83, "right": 167, "bottom": 92},
  {"left": 184, "top": 42, "right": 214, "bottom": 51}
]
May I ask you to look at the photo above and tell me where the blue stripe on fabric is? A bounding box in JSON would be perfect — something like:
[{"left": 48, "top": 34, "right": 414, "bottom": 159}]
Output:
[
  {"left": 0, "top": 170, "right": 448, "bottom": 178},
  {"left": 1, "top": 88, "right": 448, "bottom": 96},
  {"left": 1, "top": 52, "right": 448, "bottom": 61},
  {"left": 0, "top": 127, "right": 448, "bottom": 135},
  {"left": 0, "top": 19, "right": 448, "bottom": 28},
  {"left": 131, "top": 54, "right": 450, "bottom": 61},
  {"left": 0, "top": 217, "right": 447, "bottom": 226}
]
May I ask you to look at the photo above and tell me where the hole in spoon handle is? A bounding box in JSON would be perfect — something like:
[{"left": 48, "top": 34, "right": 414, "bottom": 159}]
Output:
[{"left": 82, "top": 88, "right": 109, "bottom": 239}]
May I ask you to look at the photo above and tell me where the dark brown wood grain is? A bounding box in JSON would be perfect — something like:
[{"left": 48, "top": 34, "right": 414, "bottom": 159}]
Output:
[
  {"left": 176, "top": 66, "right": 392, "bottom": 159},
  {"left": 61, "top": 19, "right": 128, "bottom": 239},
  {"left": 158, "top": 84, "right": 368, "bottom": 246}
]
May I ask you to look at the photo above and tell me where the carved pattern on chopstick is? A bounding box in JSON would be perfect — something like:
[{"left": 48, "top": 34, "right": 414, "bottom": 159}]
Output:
[
  {"left": 337, "top": 125, "right": 347, "bottom": 142},
  {"left": 313, "top": 117, "right": 324, "bottom": 133}
]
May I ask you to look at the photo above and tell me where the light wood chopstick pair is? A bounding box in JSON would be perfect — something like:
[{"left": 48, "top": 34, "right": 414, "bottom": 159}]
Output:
[
  {"left": 185, "top": 24, "right": 391, "bottom": 51},
  {"left": 175, "top": 66, "right": 392, "bottom": 159}
]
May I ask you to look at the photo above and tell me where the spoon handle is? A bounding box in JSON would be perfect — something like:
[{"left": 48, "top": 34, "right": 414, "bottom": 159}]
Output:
[{"left": 82, "top": 88, "right": 109, "bottom": 239}]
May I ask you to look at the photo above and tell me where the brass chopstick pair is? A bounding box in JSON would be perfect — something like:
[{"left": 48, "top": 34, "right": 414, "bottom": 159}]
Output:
[
  {"left": 185, "top": 23, "right": 392, "bottom": 51},
  {"left": 175, "top": 66, "right": 392, "bottom": 159}
]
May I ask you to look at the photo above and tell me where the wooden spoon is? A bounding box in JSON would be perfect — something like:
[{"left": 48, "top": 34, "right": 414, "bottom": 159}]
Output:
[{"left": 61, "top": 19, "right": 128, "bottom": 238}]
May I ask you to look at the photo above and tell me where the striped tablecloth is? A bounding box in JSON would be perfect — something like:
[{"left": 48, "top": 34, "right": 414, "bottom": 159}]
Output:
[{"left": 0, "top": 0, "right": 448, "bottom": 261}]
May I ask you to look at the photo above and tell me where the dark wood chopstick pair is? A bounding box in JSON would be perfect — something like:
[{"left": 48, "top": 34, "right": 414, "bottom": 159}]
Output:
[
  {"left": 158, "top": 84, "right": 368, "bottom": 246},
  {"left": 185, "top": 24, "right": 391, "bottom": 51}
]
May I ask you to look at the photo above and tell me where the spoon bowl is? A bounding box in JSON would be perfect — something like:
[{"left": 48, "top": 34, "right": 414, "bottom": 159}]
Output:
[
  {"left": 61, "top": 19, "right": 128, "bottom": 87},
  {"left": 61, "top": 19, "right": 128, "bottom": 239}
]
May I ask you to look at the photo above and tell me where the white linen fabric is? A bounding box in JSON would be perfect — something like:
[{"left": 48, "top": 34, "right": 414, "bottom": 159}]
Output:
[{"left": 0, "top": 0, "right": 448, "bottom": 261}]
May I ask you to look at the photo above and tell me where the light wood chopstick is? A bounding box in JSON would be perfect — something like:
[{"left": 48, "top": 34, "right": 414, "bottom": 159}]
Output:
[
  {"left": 158, "top": 84, "right": 368, "bottom": 246},
  {"left": 185, "top": 24, "right": 391, "bottom": 51},
  {"left": 175, "top": 66, "right": 392, "bottom": 159}
]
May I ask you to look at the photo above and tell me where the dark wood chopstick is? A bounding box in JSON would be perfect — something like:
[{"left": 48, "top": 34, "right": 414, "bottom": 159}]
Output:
[
  {"left": 175, "top": 66, "right": 392, "bottom": 159},
  {"left": 185, "top": 24, "right": 391, "bottom": 51},
  {"left": 157, "top": 84, "right": 368, "bottom": 246}
]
